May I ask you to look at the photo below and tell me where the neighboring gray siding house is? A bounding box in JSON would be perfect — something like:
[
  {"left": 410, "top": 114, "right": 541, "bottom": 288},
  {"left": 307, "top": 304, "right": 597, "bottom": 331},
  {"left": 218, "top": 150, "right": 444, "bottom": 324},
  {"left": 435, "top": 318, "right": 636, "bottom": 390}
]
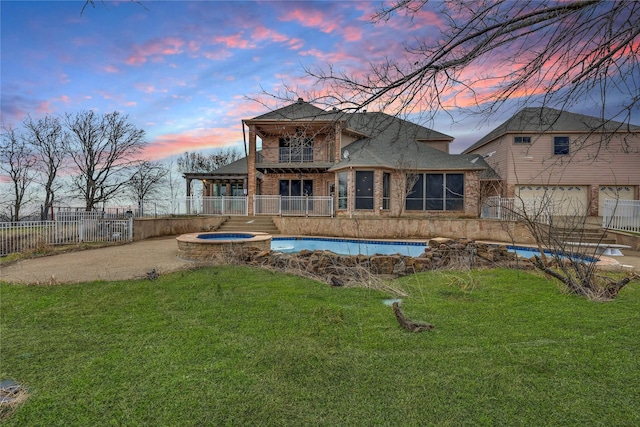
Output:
[{"left": 463, "top": 108, "right": 640, "bottom": 216}]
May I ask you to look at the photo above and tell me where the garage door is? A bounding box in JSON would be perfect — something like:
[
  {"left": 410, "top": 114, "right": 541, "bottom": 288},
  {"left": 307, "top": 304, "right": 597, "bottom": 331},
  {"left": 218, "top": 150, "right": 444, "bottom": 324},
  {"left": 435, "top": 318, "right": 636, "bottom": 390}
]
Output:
[
  {"left": 516, "top": 185, "right": 588, "bottom": 216},
  {"left": 598, "top": 186, "right": 636, "bottom": 216}
]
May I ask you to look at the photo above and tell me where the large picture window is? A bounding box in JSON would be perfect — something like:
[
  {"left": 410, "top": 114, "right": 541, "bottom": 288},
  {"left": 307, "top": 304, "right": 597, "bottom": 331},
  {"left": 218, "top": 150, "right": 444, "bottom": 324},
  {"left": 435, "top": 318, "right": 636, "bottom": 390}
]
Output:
[
  {"left": 355, "top": 171, "right": 374, "bottom": 210},
  {"left": 406, "top": 173, "right": 464, "bottom": 211},
  {"left": 279, "top": 179, "right": 313, "bottom": 197}
]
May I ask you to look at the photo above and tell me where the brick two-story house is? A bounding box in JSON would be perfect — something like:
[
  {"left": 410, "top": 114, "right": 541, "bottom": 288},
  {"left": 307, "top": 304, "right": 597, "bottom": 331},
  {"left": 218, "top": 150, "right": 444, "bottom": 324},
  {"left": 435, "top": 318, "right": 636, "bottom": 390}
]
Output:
[{"left": 189, "top": 98, "right": 499, "bottom": 217}]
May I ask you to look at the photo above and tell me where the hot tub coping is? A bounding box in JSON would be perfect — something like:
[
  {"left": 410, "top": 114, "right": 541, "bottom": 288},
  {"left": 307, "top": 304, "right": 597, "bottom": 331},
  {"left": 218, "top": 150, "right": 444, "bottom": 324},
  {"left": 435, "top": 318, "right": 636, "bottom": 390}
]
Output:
[{"left": 176, "top": 231, "right": 272, "bottom": 244}]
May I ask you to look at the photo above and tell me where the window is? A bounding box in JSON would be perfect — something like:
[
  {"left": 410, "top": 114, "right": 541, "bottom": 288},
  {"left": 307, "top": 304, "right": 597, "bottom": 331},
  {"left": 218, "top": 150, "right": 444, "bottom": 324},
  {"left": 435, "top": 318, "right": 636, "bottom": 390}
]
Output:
[
  {"left": 355, "top": 171, "right": 374, "bottom": 210},
  {"left": 382, "top": 172, "right": 391, "bottom": 210},
  {"left": 338, "top": 172, "right": 348, "bottom": 209},
  {"left": 554, "top": 136, "right": 569, "bottom": 155},
  {"left": 514, "top": 136, "right": 531, "bottom": 144},
  {"left": 406, "top": 173, "right": 464, "bottom": 211},
  {"left": 230, "top": 183, "right": 244, "bottom": 196},
  {"left": 279, "top": 179, "right": 313, "bottom": 197}
]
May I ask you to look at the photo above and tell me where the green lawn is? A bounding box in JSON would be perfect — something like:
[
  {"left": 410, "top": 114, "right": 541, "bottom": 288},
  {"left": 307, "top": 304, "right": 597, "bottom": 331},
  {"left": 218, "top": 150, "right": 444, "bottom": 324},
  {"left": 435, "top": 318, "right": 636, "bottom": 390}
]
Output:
[{"left": 1, "top": 266, "right": 639, "bottom": 426}]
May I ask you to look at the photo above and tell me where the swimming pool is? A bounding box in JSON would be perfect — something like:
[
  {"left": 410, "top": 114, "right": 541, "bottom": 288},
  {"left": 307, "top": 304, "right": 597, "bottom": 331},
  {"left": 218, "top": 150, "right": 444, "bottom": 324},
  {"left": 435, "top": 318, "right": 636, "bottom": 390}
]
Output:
[
  {"left": 269, "top": 238, "right": 599, "bottom": 262},
  {"left": 506, "top": 245, "right": 599, "bottom": 263},
  {"left": 271, "top": 237, "right": 428, "bottom": 257}
]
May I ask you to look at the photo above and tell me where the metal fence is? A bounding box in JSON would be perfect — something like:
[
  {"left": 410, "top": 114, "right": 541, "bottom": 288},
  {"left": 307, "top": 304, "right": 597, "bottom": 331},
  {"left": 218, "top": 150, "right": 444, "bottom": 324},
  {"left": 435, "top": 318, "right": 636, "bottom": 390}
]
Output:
[
  {"left": 254, "top": 195, "right": 333, "bottom": 216},
  {"left": 56, "top": 197, "right": 249, "bottom": 218},
  {"left": 603, "top": 199, "right": 640, "bottom": 233},
  {"left": 481, "top": 196, "right": 552, "bottom": 224},
  {"left": 1, "top": 216, "right": 133, "bottom": 256},
  {"left": 53, "top": 195, "right": 334, "bottom": 219}
]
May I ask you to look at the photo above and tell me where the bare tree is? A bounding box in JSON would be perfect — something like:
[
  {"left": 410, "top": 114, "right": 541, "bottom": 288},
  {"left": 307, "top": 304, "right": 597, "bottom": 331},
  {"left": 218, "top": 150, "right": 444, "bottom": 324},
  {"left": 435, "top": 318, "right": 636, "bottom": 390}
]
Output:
[
  {"left": 64, "top": 111, "right": 147, "bottom": 211},
  {"left": 391, "top": 159, "right": 420, "bottom": 217},
  {"left": 485, "top": 191, "right": 637, "bottom": 300},
  {"left": 307, "top": 0, "right": 639, "bottom": 128},
  {"left": 176, "top": 148, "right": 243, "bottom": 173},
  {"left": 81, "top": 0, "right": 146, "bottom": 14},
  {"left": 125, "top": 160, "right": 169, "bottom": 215},
  {"left": 177, "top": 148, "right": 243, "bottom": 196},
  {"left": 0, "top": 126, "right": 38, "bottom": 221},
  {"left": 22, "top": 115, "right": 66, "bottom": 220}
]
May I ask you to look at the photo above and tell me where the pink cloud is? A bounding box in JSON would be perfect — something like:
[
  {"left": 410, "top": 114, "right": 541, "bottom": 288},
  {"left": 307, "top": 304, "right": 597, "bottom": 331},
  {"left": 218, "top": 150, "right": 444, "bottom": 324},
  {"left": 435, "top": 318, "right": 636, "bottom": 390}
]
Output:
[
  {"left": 134, "top": 83, "right": 158, "bottom": 94},
  {"left": 280, "top": 8, "right": 338, "bottom": 34},
  {"left": 144, "top": 127, "right": 242, "bottom": 160},
  {"left": 202, "top": 49, "right": 232, "bottom": 61},
  {"left": 36, "top": 101, "right": 52, "bottom": 115},
  {"left": 55, "top": 95, "right": 71, "bottom": 104},
  {"left": 252, "top": 26, "right": 288, "bottom": 43},
  {"left": 104, "top": 65, "right": 119, "bottom": 73},
  {"left": 213, "top": 33, "right": 253, "bottom": 49},
  {"left": 342, "top": 26, "right": 363, "bottom": 42},
  {"left": 125, "top": 37, "right": 186, "bottom": 66},
  {"left": 298, "top": 49, "right": 354, "bottom": 64}
]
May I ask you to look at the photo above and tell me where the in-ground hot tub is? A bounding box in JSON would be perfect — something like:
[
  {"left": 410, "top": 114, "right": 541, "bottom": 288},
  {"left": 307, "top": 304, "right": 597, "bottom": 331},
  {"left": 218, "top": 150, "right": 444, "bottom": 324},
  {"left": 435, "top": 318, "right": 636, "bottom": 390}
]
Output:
[{"left": 176, "top": 232, "right": 272, "bottom": 261}]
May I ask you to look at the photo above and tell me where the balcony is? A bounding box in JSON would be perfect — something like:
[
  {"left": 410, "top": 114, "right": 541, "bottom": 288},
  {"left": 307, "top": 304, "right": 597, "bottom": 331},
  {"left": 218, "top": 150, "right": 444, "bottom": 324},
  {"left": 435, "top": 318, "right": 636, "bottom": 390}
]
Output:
[
  {"left": 255, "top": 147, "right": 334, "bottom": 173},
  {"left": 279, "top": 147, "right": 313, "bottom": 162}
]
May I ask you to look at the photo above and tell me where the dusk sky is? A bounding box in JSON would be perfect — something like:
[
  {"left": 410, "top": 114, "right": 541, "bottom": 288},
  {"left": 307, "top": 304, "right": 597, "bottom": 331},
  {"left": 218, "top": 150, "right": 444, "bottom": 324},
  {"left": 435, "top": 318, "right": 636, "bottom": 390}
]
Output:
[{"left": 2, "top": 0, "right": 639, "bottom": 160}]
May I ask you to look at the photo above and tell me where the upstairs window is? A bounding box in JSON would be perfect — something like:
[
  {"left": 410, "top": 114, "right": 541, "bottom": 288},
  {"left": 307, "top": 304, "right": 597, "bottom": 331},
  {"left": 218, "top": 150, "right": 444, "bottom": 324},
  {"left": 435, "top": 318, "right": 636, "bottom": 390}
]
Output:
[
  {"left": 514, "top": 136, "right": 531, "bottom": 144},
  {"left": 554, "top": 136, "right": 569, "bottom": 155}
]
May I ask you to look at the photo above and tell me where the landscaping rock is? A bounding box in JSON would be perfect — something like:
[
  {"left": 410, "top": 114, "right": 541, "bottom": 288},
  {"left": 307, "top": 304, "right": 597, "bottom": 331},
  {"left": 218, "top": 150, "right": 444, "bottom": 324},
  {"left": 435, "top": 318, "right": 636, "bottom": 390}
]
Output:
[{"left": 232, "top": 238, "right": 528, "bottom": 281}]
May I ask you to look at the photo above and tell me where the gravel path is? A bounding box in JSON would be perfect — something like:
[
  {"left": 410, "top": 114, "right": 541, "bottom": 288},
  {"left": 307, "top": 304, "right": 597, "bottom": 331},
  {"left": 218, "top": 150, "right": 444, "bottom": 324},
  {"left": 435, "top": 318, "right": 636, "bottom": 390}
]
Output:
[{"left": 0, "top": 237, "right": 195, "bottom": 285}]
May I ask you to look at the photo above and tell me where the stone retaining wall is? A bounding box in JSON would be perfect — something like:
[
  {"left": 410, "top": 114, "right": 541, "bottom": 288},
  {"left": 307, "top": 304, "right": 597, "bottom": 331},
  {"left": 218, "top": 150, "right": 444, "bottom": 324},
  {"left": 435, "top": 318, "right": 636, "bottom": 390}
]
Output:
[
  {"left": 233, "top": 238, "right": 533, "bottom": 281},
  {"left": 273, "top": 217, "right": 534, "bottom": 243},
  {"left": 134, "top": 217, "right": 226, "bottom": 241}
]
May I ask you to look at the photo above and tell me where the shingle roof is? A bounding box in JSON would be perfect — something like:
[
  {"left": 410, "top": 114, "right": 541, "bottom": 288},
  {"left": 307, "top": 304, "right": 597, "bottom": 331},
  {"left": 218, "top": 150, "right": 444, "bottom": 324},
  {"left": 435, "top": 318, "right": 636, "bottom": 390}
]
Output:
[
  {"left": 463, "top": 107, "right": 640, "bottom": 153},
  {"left": 330, "top": 112, "right": 489, "bottom": 172},
  {"left": 250, "top": 98, "right": 339, "bottom": 121},
  {"left": 209, "top": 156, "right": 248, "bottom": 174}
]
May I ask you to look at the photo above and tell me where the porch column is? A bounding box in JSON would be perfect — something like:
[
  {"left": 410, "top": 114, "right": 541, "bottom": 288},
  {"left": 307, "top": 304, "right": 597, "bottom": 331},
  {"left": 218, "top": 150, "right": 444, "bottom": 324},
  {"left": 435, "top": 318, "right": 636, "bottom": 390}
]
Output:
[
  {"left": 334, "top": 121, "right": 342, "bottom": 162},
  {"left": 247, "top": 124, "right": 257, "bottom": 215},
  {"left": 186, "top": 178, "right": 192, "bottom": 215}
]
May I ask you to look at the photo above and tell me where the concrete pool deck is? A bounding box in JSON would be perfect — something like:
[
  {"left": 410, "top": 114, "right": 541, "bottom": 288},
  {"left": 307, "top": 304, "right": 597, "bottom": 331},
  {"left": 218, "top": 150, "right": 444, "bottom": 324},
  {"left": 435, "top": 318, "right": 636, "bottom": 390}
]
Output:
[{"left": 1, "top": 236, "right": 639, "bottom": 285}]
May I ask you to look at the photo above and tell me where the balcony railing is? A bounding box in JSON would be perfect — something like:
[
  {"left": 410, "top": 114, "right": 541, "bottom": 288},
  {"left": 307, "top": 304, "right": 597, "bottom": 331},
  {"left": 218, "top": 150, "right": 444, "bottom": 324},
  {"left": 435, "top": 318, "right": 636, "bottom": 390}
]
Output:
[
  {"left": 279, "top": 147, "right": 313, "bottom": 162},
  {"left": 254, "top": 195, "right": 333, "bottom": 216},
  {"left": 257, "top": 147, "right": 325, "bottom": 163}
]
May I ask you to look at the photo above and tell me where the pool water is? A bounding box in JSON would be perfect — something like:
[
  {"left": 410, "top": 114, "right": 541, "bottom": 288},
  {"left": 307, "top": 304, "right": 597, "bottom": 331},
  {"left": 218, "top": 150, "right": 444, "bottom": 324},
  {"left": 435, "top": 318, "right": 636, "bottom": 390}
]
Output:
[
  {"left": 197, "top": 233, "right": 254, "bottom": 240},
  {"left": 270, "top": 238, "right": 599, "bottom": 262},
  {"left": 271, "top": 237, "right": 427, "bottom": 257},
  {"left": 506, "top": 245, "right": 599, "bottom": 262}
]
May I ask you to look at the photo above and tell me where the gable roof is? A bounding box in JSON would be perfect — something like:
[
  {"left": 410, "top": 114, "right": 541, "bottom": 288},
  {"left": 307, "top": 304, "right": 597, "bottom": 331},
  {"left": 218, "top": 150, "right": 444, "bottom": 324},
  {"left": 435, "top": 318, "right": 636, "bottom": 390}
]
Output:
[
  {"left": 249, "top": 98, "right": 339, "bottom": 122},
  {"left": 330, "top": 111, "right": 489, "bottom": 172},
  {"left": 463, "top": 107, "right": 640, "bottom": 153}
]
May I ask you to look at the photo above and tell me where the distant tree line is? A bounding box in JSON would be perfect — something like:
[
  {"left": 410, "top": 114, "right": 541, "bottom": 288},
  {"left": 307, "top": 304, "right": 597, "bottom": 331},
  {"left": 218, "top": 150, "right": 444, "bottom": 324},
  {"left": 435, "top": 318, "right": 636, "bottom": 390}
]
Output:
[{"left": 0, "top": 111, "right": 240, "bottom": 221}]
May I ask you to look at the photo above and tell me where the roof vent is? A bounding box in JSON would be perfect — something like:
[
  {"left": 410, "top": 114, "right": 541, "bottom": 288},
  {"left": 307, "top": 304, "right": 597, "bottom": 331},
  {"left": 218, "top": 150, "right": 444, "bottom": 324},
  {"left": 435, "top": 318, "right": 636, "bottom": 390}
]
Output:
[{"left": 297, "top": 97, "right": 304, "bottom": 104}]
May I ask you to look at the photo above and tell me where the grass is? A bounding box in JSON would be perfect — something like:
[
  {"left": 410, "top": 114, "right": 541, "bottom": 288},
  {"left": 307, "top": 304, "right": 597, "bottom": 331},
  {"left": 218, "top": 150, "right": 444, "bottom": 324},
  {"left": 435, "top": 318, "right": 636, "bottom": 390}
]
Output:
[{"left": 1, "top": 266, "right": 639, "bottom": 426}]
